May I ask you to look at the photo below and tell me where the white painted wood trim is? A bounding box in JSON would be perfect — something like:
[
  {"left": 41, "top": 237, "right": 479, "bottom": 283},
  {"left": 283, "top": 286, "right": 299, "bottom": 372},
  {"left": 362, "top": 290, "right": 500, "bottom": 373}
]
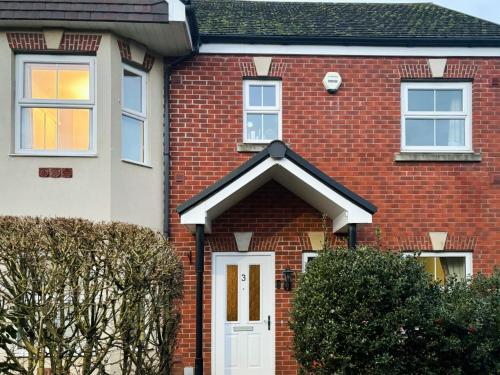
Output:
[{"left": 200, "top": 44, "right": 500, "bottom": 57}]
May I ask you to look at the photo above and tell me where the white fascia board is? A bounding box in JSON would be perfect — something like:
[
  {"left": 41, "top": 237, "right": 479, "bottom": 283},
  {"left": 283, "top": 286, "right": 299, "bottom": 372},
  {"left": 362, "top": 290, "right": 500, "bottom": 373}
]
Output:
[
  {"left": 168, "top": 0, "right": 187, "bottom": 22},
  {"left": 180, "top": 157, "right": 373, "bottom": 233},
  {"left": 199, "top": 43, "right": 500, "bottom": 57},
  {"left": 278, "top": 159, "right": 372, "bottom": 227}
]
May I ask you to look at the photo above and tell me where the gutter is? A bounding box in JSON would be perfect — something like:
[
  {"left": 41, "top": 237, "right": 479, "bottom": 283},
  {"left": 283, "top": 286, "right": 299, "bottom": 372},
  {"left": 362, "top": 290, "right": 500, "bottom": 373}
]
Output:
[
  {"left": 200, "top": 34, "right": 500, "bottom": 48},
  {"left": 163, "top": 0, "right": 200, "bottom": 238}
]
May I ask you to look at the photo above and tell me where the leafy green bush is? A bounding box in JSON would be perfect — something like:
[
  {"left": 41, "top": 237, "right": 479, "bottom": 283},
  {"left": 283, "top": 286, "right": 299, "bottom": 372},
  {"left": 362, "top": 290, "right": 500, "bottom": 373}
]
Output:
[
  {"left": 436, "top": 270, "right": 500, "bottom": 375},
  {"left": 290, "top": 247, "right": 441, "bottom": 374},
  {"left": 0, "top": 216, "right": 183, "bottom": 375},
  {"left": 290, "top": 247, "right": 500, "bottom": 375}
]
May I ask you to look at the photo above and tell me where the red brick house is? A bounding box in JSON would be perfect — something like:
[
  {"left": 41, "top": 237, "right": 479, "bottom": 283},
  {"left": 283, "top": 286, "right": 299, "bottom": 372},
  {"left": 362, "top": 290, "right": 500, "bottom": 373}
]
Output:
[
  {"left": 0, "top": 0, "right": 499, "bottom": 374},
  {"left": 168, "top": 1, "right": 500, "bottom": 374}
]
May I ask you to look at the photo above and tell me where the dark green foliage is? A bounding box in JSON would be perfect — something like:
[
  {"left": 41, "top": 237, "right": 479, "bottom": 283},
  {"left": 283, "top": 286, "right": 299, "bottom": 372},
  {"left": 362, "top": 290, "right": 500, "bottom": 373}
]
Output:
[
  {"left": 290, "top": 247, "right": 500, "bottom": 375},
  {"left": 437, "top": 270, "right": 500, "bottom": 375}
]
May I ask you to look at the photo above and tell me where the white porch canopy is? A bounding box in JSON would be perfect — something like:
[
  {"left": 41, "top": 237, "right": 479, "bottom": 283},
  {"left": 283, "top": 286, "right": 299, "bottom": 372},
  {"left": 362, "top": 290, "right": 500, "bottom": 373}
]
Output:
[{"left": 177, "top": 141, "right": 377, "bottom": 234}]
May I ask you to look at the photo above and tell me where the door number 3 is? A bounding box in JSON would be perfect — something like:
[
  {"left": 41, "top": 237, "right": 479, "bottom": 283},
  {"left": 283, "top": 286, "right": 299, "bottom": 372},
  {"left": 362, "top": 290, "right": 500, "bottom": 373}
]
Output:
[{"left": 241, "top": 274, "right": 246, "bottom": 281}]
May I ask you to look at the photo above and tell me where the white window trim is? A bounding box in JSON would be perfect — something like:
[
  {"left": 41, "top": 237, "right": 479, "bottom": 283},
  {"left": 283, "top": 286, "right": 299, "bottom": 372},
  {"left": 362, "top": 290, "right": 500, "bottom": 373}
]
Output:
[
  {"left": 121, "top": 63, "right": 149, "bottom": 166},
  {"left": 243, "top": 80, "right": 282, "bottom": 144},
  {"left": 15, "top": 54, "right": 97, "bottom": 156},
  {"left": 401, "top": 81, "right": 472, "bottom": 153},
  {"left": 302, "top": 251, "right": 319, "bottom": 272},
  {"left": 403, "top": 251, "right": 473, "bottom": 280}
]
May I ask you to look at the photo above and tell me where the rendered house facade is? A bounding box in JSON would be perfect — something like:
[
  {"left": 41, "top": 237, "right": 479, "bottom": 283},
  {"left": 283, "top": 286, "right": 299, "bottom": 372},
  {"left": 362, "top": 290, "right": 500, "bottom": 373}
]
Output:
[{"left": 0, "top": 1, "right": 499, "bottom": 375}]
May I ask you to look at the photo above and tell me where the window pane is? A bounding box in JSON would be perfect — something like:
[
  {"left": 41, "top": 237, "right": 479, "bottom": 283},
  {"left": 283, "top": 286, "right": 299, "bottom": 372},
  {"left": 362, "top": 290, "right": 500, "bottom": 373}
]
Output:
[
  {"left": 249, "top": 85, "right": 262, "bottom": 107},
  {"left": 226, "top": 265, "right": 238, "bottom": 322},
  {"left": 263, "top": 114, "right": 279, "bottom": 140},
  {"left": 405, "top": 119, "right": 434, "bottom": 146},
  {"left": 27, "top": 64, "right": 57, "bottom": 99},
  {"left": 249, "top": 265, "right": 260, "bottom": 321},
  {"left": 123, "top": 70, "right": 143, "bottom": 113},
  {"left": 25, "top": 63, "right": 90, "bottom": 100},
  {"left": 436, "top": 90, "right": 462, "bottom": 112},
  {"left": 21, "top": 108, "right": 57, "bottom": 150},
  {"left": 58, "top": 65, "right": 90, "bottom": 100},
  {"left": 439, "top": 257, "right": 466, "bottom": 282},
  {"left": 21, "top": 108, "right": 90, "bottom": 151},
  {"left": 122, "top": 115, "right": 144, "bottom": 162},
  {"left": 58, "top": 109, "right": 90, "bottom": 150},
  {"left": 417, "top": 257, "right": 436, "bottom": 280},
  {"left": 246, "top": 114, "right": 263, "bottom": 140},
  {"left": 408, "top": 90, "right": 434, "bottom": 111},
  {"left": 262, "top": 86, "right": 276, "bottom": 106},
  {"left": 436, "top": 119, "right": 465, "bottom": 146}
]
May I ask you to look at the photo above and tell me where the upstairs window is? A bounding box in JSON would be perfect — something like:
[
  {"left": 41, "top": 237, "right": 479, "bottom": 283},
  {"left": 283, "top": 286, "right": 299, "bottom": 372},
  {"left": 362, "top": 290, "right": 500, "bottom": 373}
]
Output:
[
  {"left": 15, "top": 55, "right": 95, "bottom": 155},
  {"left": 121, "top": 65, "right": 148, "bottom": 165},
  {"left": 243, "top": 80, "right": 281, "bottom": 143},
  {"left": 401, "top": 82, "right": 472, "bottom": 152}
]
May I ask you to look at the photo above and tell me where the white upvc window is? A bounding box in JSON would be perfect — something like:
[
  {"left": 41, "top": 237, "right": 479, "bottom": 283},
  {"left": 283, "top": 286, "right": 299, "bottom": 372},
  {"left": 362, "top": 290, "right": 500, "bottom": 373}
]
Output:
[
  {"left": 401, "top": 82, "right": 472, "bottom": 152},
  {"left": 15, "top": 55, "right": 96, "bottom": 156},
  {"left": 121, "top": 64, "right": 148, "bottom": 165},
  {"left": 302, "top": 251, "right": 319, "bottom": 272},
  {"left": 243, "top": 80, "right": 282, "bottom": 143},
  {"left": 404, "top": 251, "right": 473, "bottom": 284}
]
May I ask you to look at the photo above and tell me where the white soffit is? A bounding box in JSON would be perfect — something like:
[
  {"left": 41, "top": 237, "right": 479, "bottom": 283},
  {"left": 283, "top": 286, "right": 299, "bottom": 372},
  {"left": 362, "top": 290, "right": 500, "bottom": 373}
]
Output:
[
  {"left": 199, "top": 44, "right": 500, "bottom": 57},
  {"left": 180, "top": 158, "right": 373, "bottom": 233}
]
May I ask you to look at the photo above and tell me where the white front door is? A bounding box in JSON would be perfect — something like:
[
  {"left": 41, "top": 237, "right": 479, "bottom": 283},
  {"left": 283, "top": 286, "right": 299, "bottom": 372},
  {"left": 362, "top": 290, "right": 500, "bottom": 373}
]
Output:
[{"left": 213, "top": 252, "right": 275, "bottom": 375}]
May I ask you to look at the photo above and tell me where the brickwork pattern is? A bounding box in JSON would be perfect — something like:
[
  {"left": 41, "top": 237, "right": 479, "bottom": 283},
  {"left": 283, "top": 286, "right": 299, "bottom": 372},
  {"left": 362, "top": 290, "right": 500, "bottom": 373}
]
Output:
[
  {"left": 7, "top": 32, "right": 100, "bottom": 52},
  {"left": 117, "top": 40, "right": 155, "bottom": 71},
  {"left": 169, "top": 55, "right": 500, "bottom": 374}
]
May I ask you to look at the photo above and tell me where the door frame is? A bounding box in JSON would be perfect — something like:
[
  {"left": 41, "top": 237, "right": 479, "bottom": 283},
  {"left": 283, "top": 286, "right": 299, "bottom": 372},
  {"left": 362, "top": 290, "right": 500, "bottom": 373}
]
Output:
[{"left": 211, "top": 251, "right": 276, "bottom": 374}]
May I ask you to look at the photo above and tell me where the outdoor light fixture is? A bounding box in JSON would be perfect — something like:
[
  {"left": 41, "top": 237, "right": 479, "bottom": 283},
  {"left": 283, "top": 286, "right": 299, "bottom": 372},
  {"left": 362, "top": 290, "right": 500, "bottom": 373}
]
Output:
[
  {"left": 283, "top": 268, "right": 293, "bottom": 291},
  {"left": 322, "top": 72, "right": 342, "bottom": 93}
]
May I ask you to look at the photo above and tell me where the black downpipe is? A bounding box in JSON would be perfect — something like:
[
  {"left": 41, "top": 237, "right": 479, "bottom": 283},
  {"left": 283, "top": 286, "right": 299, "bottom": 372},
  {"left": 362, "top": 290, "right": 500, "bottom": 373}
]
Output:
[
  {"left": 162, "top": 1, "right": 200, "bottom": 238},
  {"left": 348, "top": 223, "right": 357, "bottom": 249},
  {"left": 195, "top": 224, "right": 205, "bottom": 375}
]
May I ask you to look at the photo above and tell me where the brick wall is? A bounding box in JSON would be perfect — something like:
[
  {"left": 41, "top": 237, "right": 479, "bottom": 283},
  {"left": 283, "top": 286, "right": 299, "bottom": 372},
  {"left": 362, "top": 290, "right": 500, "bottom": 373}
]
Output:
[
  {"left": 169, "top": 55, "right": 500, "bottom": 374},
  {"left": 7, "top": 32, "right": 101, "bottom": 52}
]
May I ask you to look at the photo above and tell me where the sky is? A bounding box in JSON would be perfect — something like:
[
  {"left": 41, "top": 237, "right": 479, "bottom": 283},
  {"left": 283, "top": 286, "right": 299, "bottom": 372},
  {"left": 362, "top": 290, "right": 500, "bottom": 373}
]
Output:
[{"left": 263, "top": 0, "right": 500, "bottom": 25}]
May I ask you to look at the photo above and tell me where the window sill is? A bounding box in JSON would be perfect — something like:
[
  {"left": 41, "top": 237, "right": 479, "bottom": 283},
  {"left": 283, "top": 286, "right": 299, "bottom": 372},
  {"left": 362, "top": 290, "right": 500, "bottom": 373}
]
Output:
[
  {"left": 236, "top": 143, "right": 269, "bottom": 153},
  {"left": 10, "top": 153, "right": 97, "bottom": 158},
  {"left": 394, "top": 152, "right": 482, "bottom": 162},
  {"left": 121, "top": 159, "right": 152, "bottom": 169}
]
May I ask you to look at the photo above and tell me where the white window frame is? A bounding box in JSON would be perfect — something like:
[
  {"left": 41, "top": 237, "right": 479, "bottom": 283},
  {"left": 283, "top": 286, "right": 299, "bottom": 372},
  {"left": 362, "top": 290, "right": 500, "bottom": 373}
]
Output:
[
  {"left": 403, "top": 251, "right": 473, "bottom": 281},
  {"left": 243, "top": 79, "right": 282, "bottom": 143},
  {"left": 302, "top": 251, "right": 319, "bottom": 272},
  {"left": 121, "top": 64, "right": 149, "bottom": 166},
  {"left": 401, "top": 81, "right": 472, "bottom": 153},
  {"left": 15, "top": 54, "right": 97, "bottom": 156}
]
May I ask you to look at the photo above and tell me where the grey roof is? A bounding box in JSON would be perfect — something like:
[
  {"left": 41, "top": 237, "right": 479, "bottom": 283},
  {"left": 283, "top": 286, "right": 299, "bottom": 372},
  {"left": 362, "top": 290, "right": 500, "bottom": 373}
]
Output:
[
  {"left": 194, "top": 0, "right": 500, "bottom": 46},
  {"left": 0, "top": 0, "right": 169, "bottom": 23}
]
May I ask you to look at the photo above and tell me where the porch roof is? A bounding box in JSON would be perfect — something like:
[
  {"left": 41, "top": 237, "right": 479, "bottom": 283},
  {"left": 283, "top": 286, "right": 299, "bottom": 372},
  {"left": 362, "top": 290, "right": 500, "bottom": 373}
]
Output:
[{"left": 177, "top": 141, "right": 377, "bottom": 233}]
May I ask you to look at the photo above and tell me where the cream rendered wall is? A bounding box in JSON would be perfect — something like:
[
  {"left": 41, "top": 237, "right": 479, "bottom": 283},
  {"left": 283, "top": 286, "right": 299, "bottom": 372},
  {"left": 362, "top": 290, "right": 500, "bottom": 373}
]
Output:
[
  {"left": 110, "top": 34, "right": 164, "bottom": 231},
  {"left": 0, "top": 32, "right": 164, "bottom": 232}
]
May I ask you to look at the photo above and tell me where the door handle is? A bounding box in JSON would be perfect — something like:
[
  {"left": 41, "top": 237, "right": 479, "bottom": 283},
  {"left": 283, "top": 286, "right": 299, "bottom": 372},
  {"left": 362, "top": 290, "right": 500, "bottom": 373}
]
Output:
[{"left": 268, "top": 315, "right": 271, "bottom": 331}]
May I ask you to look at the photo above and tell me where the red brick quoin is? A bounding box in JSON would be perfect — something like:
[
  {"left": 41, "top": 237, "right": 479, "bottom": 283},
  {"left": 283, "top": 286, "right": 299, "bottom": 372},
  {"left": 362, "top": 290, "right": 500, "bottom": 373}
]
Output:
[{"left": 169, "top": 55, "right": 500, "bottom": 374}]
